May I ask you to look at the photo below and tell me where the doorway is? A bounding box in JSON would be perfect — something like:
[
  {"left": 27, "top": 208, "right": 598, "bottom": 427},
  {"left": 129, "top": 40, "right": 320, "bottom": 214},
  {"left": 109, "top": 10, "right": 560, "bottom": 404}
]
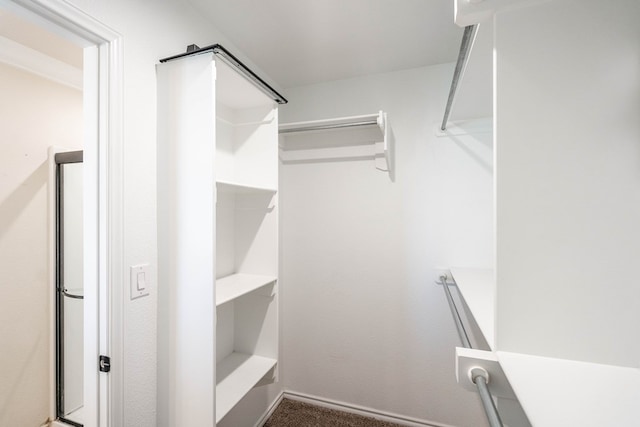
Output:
[{"left": 0, "top": 0, "right": 122, "bottom": 426}]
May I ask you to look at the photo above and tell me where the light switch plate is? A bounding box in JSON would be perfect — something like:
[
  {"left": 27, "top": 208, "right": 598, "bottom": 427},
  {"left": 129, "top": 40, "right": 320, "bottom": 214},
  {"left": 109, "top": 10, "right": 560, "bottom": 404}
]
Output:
[{"left": 130, "top": 264, "right": 150, "bottom": 299}]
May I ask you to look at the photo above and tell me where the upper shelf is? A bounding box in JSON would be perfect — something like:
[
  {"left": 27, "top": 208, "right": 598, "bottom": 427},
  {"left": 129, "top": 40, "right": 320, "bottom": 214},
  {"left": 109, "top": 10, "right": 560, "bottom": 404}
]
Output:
[
  {"left": 450, "top": 267, "right": 495, "bottom": 350},
  {"left": 279, "top": 111, "right": 393, "bottom": 178}
]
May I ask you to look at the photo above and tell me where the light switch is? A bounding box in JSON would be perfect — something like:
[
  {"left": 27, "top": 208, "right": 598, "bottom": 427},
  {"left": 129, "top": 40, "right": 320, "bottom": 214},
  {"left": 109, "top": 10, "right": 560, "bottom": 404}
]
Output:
[
  {"left": 130, "top": 264, "right": 150, "bottom": 299},
  {"left": 136, "top": 272, "right": 146, "bottom": 291}
]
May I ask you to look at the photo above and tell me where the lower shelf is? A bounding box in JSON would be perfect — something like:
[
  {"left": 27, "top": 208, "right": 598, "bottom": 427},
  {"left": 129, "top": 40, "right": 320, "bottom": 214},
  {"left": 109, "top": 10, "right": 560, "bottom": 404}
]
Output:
[
  {"left": 497, "top": 351, "right": 640, "bottom": 427},
  {"left": 216, "top": 352, "right": 277, "bottom": 423}
]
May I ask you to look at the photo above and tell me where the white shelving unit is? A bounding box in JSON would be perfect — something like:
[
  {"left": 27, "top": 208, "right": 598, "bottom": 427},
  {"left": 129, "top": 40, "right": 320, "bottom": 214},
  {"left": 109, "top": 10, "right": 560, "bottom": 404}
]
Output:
[
  {"left": 446, "top": 3, "right": 640, "bottom": 426},
  {"left": 214, "top": 57, "right": 279, "bottom": 423},
  {"left": 158, "top": 49, "right": 281, "bottom": 426}
]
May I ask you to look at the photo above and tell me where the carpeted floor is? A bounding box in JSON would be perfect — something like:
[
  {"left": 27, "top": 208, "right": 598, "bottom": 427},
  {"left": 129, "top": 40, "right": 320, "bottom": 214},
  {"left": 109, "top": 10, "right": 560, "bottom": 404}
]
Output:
[{"left": 264, "top": 399, "right": 403, "bottom": 427}]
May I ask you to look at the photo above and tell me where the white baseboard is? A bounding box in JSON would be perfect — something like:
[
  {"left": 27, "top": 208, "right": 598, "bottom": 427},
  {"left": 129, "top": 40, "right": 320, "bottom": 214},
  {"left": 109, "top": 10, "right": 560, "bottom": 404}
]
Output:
[
  {"left": 255, "top": 392, "right": 285, "bottom": 427},
  {"left": 278, "top": 390, "right": 457, "bottom": 427}
]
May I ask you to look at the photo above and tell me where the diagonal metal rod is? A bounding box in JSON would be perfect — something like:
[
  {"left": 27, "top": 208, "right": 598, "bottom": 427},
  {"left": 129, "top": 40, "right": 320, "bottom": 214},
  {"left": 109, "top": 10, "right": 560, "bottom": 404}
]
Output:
[
  {"left": 440, "top": 275, "right": 472, "bottom": 349},
  {"left": 441, "top": 24, "right": 479, "bottom": 131},
  {"left": 475, "top": 375, "right": 504, "bottom": 427}
]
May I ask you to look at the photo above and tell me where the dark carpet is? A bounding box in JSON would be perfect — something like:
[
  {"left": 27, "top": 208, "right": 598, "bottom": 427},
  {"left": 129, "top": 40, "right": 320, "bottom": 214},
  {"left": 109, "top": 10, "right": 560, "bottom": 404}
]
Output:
[{"left": 264, "top": 398, "right": 404, "bottom": 427}]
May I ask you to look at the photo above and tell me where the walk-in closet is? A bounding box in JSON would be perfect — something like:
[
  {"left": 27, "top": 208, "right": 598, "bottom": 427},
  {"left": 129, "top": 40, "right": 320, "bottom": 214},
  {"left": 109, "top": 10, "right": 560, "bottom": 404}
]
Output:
[{"left": 1, "top": 1, "right": 638, "bottom": 426}]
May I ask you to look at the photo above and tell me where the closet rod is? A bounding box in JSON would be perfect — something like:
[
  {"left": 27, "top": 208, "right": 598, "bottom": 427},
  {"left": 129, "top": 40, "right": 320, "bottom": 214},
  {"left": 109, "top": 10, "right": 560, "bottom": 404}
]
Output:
[
  {"left": 440, "top": 275, "right": 504, "bottom": 427},
  {"left": 440, "top": 24, "right": 478, "bottom": 131},
  {"left": 159, "top": 43, "right": 288, "bottom": 105},
  {"left": 279, "top": 119, "right": 378, "bottom": 134}
]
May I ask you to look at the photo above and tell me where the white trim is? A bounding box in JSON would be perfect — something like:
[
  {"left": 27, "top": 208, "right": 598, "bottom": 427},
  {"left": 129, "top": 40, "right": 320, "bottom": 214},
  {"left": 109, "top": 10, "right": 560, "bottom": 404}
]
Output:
[
  {"left": 281, "top": 391, "right": 457, "bottom": 427},
  {"left": 255, "top": 392, "right": 285, "bottom": 427},
  {"left": 6, "top": 1, "right": 124, "bottom": 426},
  {"left": 0, "top": 35, "right": 82, "bottom": 89}
]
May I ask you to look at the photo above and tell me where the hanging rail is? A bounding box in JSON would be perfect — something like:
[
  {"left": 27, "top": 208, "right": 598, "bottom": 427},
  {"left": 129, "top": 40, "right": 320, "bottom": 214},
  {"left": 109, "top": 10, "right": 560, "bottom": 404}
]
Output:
[
  {"left": 440, "top": 24, "right": 478, "bottom": 131},
  {"left": 279, "top": 112, "right": 384, "bottom": 134},
  {"left": 439, "top": 275, "right": 504, "bottom": 427},
  {"left": 279, "top": 119, "right": 378, "bottom": 134},
  {"left": 159, "top": 44, "right": 288, "bottom": 105}
]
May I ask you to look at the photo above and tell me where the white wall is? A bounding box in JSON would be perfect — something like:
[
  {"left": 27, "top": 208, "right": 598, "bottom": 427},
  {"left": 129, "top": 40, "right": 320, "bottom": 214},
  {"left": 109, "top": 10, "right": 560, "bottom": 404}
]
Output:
[
  {"left": 494, "top": 0, "right": 640, "bottom": 367},
  {"left": 279, "top": 64, "right": 493, "bottom": 427},
  {"left": 0, "top": 62, "right": 82, "bottom": 426}
]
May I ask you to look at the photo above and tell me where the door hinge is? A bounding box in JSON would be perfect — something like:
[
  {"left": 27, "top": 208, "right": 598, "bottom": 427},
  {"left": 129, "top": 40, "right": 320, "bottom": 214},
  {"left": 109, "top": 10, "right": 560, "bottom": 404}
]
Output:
[{"left": 99, "top": 355, "right": 111, "bottom": 373}]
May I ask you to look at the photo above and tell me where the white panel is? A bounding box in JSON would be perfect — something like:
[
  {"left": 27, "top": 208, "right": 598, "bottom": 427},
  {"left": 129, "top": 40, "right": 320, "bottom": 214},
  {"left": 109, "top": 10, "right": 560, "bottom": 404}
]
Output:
[
  {"left": 495, "top": 0, "right": 640, "bottom": 366},
  {"left": 216, "top": 190, "right": 236, "bottom": 279},
  {"left": 233, "top": 113, "right": 278, "bottom": 188},
  {"left": 234, "top": 194, "right": 278, "bottom": 276},
  {"left": 498, "top": 351, "right": 640, "bottom": 427},
  {"left": 157, "top": 53, "right": 216, "bottom": 426},
  {"left": 234, "top": 292, "right": 278, "bottom": 359},
  {"left": 215, "top": 115, "right": 235, "bottom": 184},
  {"left": 216, "top": 303, "right": 235, "bottom": 363}
]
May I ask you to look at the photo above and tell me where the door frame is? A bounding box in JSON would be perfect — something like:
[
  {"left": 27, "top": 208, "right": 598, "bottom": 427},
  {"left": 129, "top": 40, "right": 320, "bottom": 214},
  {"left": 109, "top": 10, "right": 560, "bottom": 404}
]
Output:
[{"left": 3, "top": 0, "right": 124, "bottom": 425}]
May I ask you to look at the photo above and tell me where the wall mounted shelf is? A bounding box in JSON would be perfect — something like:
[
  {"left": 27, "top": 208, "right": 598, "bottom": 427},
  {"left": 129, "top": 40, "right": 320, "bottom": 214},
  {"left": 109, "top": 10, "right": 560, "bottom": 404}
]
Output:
[{"left": 279, "top": 111, "right": 393, "bottom": 178}]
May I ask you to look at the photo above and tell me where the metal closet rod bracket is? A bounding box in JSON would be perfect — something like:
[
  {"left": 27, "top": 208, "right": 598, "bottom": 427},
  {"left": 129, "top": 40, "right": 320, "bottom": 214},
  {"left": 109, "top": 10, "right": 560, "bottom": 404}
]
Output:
[{"left": 159, "top": 43, "right": 288, "bottom": 105}]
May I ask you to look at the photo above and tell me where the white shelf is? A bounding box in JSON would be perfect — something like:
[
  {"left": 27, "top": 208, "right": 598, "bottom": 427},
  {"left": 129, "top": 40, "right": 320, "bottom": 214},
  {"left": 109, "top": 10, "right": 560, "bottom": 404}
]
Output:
[
  {"left": 279, "top": 111, "right": 392, "bottom": 177},
  {"left": 497, "top": 351, "right": 640, "bottom": 427},
  {"left": 216, "top": 180, "right": 277, "bottom": 194},
  {"left": 216, "top": 352, "right": 277, "bottom": 423},
  {"left": 216, "top": 274, "right": 276, "bottom": 306},
  {"left": 450, "top": 267, "right": 495, "bottom": 350}
]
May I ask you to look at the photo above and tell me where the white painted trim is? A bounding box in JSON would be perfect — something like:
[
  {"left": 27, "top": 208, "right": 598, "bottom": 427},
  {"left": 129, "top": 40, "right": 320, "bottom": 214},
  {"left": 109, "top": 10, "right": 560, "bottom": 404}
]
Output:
[
  {"left": 0, "top": 35, "right": 82, "bottom": 89},
  {"left": 281, "top": 391, "right": 457, "bottom": 427},
  {"left": 255, "top": 392, "right": 285, "bottom": 427},
  {"left": 6, "top": 1, "right": 124, "bottom": 426}
]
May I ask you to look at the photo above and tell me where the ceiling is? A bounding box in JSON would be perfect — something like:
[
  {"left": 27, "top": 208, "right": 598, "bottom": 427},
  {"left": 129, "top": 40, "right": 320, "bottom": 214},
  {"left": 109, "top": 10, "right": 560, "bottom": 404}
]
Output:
[{"left": 188, "top": 0, "right": 463, "bottom": 89}]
